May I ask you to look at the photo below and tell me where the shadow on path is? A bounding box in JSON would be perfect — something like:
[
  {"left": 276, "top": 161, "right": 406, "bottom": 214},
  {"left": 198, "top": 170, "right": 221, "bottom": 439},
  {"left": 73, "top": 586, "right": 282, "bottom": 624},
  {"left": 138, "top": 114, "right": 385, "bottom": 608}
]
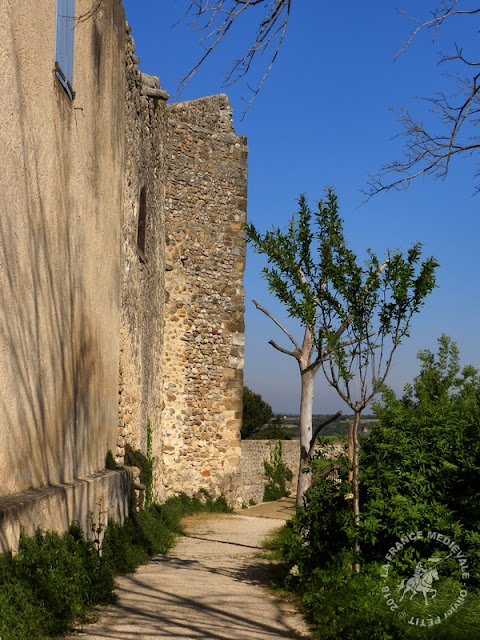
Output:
[{"left": 66, "top": 510, "right": 311, "bottom": 639}]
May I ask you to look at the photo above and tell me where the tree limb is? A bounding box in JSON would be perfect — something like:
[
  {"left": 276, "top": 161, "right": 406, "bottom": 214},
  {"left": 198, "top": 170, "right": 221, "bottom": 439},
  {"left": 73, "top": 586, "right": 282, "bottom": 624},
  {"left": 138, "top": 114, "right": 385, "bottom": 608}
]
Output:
[
  {"left": 395, "top": 3, "right": 480, "bottom": 58},
  {"left": 308, "top": 410, "right": 342, "bottom": 457},
  {"left": 75, "top": 0, "right": 103, "bottom": 24},
  {"left": 176, "top": 0, "right": 292, "bottom": 114},
  {"left": 366, "top": 2, "right": 480, "bottom": 198},
  {"left": 253, "top": 299, "right": 300, "bottom": 350},
  {"left": 268, "top": 339, "right": 298, "bottom": 359}
]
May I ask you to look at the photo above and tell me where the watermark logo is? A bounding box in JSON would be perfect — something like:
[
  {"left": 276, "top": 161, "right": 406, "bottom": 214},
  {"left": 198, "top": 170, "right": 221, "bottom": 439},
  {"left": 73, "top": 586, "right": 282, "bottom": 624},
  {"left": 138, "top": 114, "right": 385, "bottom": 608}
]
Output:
[{"left": 380, "top": 530, "right": 469, "bottom": 627}]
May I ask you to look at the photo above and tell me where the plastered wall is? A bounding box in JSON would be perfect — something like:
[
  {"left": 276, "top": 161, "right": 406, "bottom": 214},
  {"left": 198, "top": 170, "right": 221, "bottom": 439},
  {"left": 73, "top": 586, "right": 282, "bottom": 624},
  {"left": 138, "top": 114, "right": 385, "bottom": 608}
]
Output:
[
  {"left": 0, "top": 0, "right": 128, "bottom": 549},
  {"left": 0, "top": 0, "right": 125, "bottom": 493}
]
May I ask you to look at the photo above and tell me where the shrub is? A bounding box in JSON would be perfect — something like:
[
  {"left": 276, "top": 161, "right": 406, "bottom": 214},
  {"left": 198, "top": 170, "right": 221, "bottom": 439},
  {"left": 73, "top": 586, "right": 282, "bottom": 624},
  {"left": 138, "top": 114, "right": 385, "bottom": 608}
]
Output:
[
  {"left": 263, "top": 441, "right": 293, "bottom": 502},
  {"left": 0, "top": 492, "right": 231, "bottom": 639},
  {"left": 0, "top": 524, "right": 116, "bottom": 639},
  {"left": 101, "top": 518, "right": 149, "bottom": 575},
  {"left": 266, "top": 337, "right": 480, "bottom": 639},
  {"left": 124, "top": 444, "right": 153, "bottom": 508}
]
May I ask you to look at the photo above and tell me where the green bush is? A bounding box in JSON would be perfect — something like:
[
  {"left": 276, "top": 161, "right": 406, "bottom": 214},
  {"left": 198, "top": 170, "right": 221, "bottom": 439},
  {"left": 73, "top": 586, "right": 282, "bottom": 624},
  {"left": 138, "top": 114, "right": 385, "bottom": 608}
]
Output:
[
  {"left": 0, "top": 524, "right": 116, "bottom": 640},
  {"left": 101, "top": 518, "right": 149, "bottom": 575},
  {"left": 0, "top": 492, "right": 231, "bottom": 639},
  {"left": 359, "top": 336, "right": 480, "bottom": 580},
  {"left": 263, "top": 441, "right": 293, "bottom": 502},
  {"left": 267, "top": 337, "right": 480, "bottom": 639},
  {"left": 0, "top": 581, "right": 47, "bottom": 640},
  {"left": 124, "top": 444, "right": 153, "bottom": 507}
]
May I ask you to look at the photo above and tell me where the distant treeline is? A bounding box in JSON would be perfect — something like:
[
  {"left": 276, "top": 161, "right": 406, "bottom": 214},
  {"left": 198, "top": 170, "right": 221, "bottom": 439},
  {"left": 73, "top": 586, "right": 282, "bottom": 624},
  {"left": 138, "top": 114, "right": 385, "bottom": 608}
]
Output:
[{"left": 278, "top": 414, "right": 377, "bottom": 438}]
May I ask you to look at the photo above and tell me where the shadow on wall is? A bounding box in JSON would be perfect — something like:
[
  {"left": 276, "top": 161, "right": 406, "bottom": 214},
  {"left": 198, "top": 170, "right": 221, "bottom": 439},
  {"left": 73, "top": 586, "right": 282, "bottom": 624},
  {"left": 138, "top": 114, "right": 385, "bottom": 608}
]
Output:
[{"left": 0, "top": 15, "right": 107, "bottom": 501}]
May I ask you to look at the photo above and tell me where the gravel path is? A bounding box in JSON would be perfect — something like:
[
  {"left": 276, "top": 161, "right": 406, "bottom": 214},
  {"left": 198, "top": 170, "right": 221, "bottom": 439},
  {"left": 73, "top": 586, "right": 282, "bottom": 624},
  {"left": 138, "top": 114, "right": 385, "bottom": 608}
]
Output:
[{"left": 65, "top": 506, "right": 313, "bottom": 639}]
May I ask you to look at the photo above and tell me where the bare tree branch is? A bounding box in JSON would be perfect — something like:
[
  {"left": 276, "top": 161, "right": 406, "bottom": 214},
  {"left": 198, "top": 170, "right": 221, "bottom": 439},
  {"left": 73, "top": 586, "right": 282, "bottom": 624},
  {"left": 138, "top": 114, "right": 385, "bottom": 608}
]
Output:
[
  {"left": 176, "top": 0, "right": 292, "bottom": 114},
  {"left": 268, "top": 339, "right": 298, "bottom": 358},
  {"left": 309, "top": 410, "right": 342, "bottom": 453},
  {"left": 366, "top": 2, "right": 480, "bottom": 199},
  {"left": 394, "top": 2, "right": 480, "bottom": 58},
  {"left": 252, "top": 298, "right": 300, "bottom": 352}
]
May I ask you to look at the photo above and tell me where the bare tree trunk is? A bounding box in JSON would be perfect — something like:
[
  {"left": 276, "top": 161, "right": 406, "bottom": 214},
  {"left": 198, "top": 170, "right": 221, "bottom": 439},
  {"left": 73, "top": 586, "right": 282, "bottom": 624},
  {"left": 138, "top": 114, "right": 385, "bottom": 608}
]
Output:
[
  {"left": 296, "top": 367, "right": 315, "bottom": 505},
  {"left": 347, "top": 421, "right": 354, "bottom": 483},
  {"left": 351, "top": 410, "right": 361, "bottom": 572}
]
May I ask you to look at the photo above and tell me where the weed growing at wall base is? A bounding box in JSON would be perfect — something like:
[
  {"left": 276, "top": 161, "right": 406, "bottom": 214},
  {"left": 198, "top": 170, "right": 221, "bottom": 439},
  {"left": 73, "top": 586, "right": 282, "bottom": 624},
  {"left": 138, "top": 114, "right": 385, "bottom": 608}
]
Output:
[
  {"left": 0, "top": 492, "right": 231, "bottom": 640},
  {"left": 263, "top": 441, "right": 293, "bottom": 502}
]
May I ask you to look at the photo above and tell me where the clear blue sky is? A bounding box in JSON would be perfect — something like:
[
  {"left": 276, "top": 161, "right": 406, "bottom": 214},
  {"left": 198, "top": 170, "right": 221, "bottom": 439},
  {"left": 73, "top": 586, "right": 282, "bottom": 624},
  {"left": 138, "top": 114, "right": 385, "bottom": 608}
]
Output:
[{"left": 123, "top": 1, "right": 479, "bottom": 414}]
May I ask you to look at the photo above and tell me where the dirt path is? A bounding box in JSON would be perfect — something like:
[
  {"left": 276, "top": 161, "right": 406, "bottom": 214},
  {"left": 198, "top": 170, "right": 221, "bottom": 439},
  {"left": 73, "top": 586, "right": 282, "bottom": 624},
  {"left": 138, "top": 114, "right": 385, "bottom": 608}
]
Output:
[{"left": 65, "top": 502, "right": 313, "bottom": 639}]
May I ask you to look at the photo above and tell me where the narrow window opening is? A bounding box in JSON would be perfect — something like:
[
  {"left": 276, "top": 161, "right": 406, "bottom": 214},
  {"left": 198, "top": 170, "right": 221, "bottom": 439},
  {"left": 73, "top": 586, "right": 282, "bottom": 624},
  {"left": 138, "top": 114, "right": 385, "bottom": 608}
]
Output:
[{"left": 137, "top": 186, "right": 147, "bottom": 263}]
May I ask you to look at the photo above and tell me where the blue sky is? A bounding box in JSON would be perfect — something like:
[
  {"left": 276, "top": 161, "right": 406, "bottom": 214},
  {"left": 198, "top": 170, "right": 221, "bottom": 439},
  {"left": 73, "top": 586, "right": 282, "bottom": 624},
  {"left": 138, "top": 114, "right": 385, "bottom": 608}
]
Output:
[{"left": 123, "top": 1, "right": 479, "bottom": 414}]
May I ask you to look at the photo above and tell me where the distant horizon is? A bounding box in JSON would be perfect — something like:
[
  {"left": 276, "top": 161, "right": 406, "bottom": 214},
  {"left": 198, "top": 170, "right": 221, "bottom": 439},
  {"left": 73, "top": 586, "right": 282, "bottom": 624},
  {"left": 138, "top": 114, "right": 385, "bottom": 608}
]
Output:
[{"left": 273, "top": 411, "right": 377, "bottom": 418}]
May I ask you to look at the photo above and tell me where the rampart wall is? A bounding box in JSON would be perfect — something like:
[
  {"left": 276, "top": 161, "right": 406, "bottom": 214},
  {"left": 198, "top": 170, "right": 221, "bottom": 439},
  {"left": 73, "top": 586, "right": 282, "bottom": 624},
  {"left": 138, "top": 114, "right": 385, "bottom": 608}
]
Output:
[
  {"left": 161, "top": 96, "right": 248, "bottom": 503},
  {"left": 0, "top": 1, "right": 248, "bottom": 551},
  {"left": 239, "top": 441, "right": 299, "bottom": 504},
  {"left": 117, "top": 32, "right": 170, "bottom": 502}
]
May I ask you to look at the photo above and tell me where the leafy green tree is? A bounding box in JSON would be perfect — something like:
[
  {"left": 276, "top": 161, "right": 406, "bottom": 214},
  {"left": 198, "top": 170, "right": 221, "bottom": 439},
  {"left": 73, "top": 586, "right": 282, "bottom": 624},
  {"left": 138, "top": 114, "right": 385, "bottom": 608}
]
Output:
[
  {"left": 359, "top": 335, "right": 480, "bottom": 575},
  {"left": 241, "top": 386, "right": 273, "bottom": 439},
  {"left": 310, "top": 193, "right": 438, "bottom": 564},
  {"left": 279, "top": 335, "right": 480, "bottom": 636},
  {"left": 246, "top": 188, "right": 438, "bottom": 509},
  {"left": 251, "top": 415, "right": 292, "bottom": 440},
  {"left": 293, "top": 335, "right": 480, "bottom": 578}
]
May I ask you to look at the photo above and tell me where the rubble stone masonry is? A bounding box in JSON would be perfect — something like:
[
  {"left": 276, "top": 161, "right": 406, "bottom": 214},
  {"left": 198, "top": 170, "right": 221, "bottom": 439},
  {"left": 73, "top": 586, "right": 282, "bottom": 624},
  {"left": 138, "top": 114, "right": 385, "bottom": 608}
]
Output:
[
  {"left": 118, "top": 31, "right": 169, "bottom": 502},
  {"left": 162, "top": 96, "right": 248, "bottom": 503}
]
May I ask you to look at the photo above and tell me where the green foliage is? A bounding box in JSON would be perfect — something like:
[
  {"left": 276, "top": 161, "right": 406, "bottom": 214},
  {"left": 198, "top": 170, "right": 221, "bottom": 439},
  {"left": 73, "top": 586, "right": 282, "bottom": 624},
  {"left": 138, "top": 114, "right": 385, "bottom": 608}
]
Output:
[
  {"left": 124, "top": 444, "right": 152, "bottom": 508},
  {"left": 123, "top": 420, "right": 155, "bottom": 506},
  {"left": 0, "top": 524, "right": 115, "bottom": 640},
  {"left": 360, "top": 335, "right": 480, "bottom": 577},
  {"left": 241, "top": 386, "right": 273, "bottom": 438},
  {"left": 263, "top": 441, "right": 293, "bottom": 502},
  {"left": 298, "top": 565, "right": 398, "bottom": 640},
  {"left": 246, "top": 190, "right": 438, "bottom": 372},
  {"left": 146, "top": 419, "right": 154, "bottom": 506},
  {"left": 101, "top": 517, "right": 149, "bottom": 575},
  {"left": 250, "top": 415, "right": 292, "bottom": 439},
  {"left": 0, "top": 568, "right": 47, "bottom": 640},
  {"left": 247, "top": 188, "right": 437, "bottom": 506},
  {"left": 0, "top": 493, "right": 231, "bottom": 639},
  {"left": 267, "top": 336, "right": 480, "bottom": 638},
  {"left": 105, "top": 450, "right": 120, "bottom": 470}
]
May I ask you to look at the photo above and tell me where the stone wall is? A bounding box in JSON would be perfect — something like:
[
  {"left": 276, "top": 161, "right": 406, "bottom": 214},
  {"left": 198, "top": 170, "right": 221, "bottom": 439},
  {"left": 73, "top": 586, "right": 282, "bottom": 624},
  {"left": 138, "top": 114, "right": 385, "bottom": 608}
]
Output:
[
  {"left": 239, "top": 440, "right": 300, "bottom": 505},
  {"left": 161, "top": 95, "right": 248, "bottom": 502},
  {"left": 238, "top": 440, "right": 344, "bottom": 505},
  {"left": 117, "top": 31, "right": 169, "bottom": 501}
]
